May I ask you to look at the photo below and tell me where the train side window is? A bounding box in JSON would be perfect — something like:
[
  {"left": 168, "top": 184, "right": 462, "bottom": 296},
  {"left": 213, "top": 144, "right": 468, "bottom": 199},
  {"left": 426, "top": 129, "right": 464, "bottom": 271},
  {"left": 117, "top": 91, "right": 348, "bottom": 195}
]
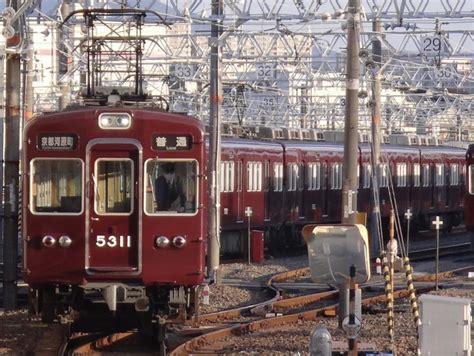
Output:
[
  {"left": 30, "top": 159, "right": 83, "bottom": 214},
  {"left": 286, "top": 163, "right": 298, "bottom": 191},
  {"left": 435, "top": 164, "right": 445, "bottom": 186},
  {"left": 144, "top": 159, "right": 197, "bottom": 215},
  {"left": 307, "top": 163, "right": 321, "bottom": 191},
  {"left": 469, "top": 165, "right": 474, "bottom": 194},
  {"left": 95, "top": 159, "right": 133, "bottom": 214},
  {"left": 273, "top": 163, "right": 283, "bottom": 192},
  {"left": 220, "top": 161, "right": 235, "bottom": 192},
  {"left": 247, "top": 161, "right": 262, "bottom": 192},
  {"left": 450, "top": 164, "right": 459, "bottom": 186},
  {"left": 378, "top": 164, "right": 389, "bottom": 188},
  {"left": 396, "top": 163, "right": 407, "bottom": 187},
  {"left": 413, "top": 164, "right": 421, "bottom": 187},
  {"left": 362, "top": 164, "right": 371, "bottom": 189},
  {"left": 330, "top": 163, "right": 342, "bottom": 190},
  {"left": 422, "top": 164, "right": 431, "bottom": 187},
  {"left": 237, "top": 161, "right": 243, "bottom": 192}
]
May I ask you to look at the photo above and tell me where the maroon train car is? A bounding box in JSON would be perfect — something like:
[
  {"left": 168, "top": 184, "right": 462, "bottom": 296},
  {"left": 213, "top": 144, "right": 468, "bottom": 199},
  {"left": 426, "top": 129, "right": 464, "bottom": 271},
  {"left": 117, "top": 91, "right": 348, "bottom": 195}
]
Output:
[
  {"left": 465, "top": 144, "right": 474, "bottom": 232},
  {"left": 215, "top": 131, "right": 466, "bottom": 256},
  {"left": 23, "top": 108, "right": 206, "bottom": 339}
]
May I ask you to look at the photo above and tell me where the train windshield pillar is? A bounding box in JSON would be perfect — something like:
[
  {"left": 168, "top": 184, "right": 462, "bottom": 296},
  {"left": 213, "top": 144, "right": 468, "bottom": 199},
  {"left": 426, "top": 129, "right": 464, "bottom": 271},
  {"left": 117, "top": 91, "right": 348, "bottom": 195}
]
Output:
[{"left": 145, "top": 160, "right": 198, "bottom": 214}]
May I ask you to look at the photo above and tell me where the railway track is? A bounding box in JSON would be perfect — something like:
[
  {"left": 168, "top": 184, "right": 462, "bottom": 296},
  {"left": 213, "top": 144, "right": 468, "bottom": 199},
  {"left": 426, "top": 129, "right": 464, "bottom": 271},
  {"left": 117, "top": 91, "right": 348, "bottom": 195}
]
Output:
[
  {"left": 56, "top": 265, "right": 473, "bottom": 355},
  {"left": 410, "top": 241, "right": 473, "bottom": 261}
]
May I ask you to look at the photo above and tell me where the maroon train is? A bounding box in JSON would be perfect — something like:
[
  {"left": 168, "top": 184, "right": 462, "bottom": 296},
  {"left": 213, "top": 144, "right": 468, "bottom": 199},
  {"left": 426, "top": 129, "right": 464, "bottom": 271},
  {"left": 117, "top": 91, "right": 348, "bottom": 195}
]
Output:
[
  {"left": 23, "top": 106, "right": 466, "bottom": 340},
  {"left": 219, "top": 129, "right": 466, "bottom": 255},
  {"left": 465, "top": 144, "right": 474, "bottom": 232},
  {"left": 23, "top": 108, "right": 207, "bottom": 341}
]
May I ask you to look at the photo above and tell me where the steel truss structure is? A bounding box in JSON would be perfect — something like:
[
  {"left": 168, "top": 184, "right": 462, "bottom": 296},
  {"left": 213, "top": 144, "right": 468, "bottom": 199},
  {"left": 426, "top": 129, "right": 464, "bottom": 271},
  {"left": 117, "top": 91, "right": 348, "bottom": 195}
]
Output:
[{"left": 1, "top": 0, "right": 473, "bottom": 138}]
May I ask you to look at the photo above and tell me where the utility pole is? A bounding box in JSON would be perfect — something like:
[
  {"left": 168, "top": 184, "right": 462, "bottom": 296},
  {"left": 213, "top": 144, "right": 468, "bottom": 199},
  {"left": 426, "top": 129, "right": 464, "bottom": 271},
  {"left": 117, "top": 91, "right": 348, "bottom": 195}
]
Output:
[
  {"left": 370, "top": 14, "right": 382, "bottom": 257},
  {"left": 207, "top": 0, "right": 223, "bottom": 282},
  {"left": 3, "top": 0, "right": 21, "bottom": 310},
  {"left": 341, "top": 0, "right": 361, "bottom": 224}
]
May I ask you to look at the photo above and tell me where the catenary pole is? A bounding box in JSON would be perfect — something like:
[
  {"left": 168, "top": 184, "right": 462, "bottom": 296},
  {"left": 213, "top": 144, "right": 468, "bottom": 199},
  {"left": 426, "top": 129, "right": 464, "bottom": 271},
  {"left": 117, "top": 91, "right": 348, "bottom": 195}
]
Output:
[
  {"left": 339, "top": 0, "right": 361, "bottom": 329},
  {"left": 341, "top": 0, "right": 361, "bottom": 225},
  {"left": 370, "top": 15, "right": 382, "bottom": 257},
  {"left": 3, "top": 0, "right": 21, "bottom": 310},
  {"left": 207, "top": 0, "right": 223, "bottom": 282}
]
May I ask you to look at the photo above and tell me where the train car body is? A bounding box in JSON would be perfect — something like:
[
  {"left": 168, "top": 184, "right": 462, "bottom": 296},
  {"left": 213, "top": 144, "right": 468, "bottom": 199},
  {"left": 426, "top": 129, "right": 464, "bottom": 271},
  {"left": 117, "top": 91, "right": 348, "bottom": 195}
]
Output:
[
  {"left": 23, "top": 107, "right": 206, "bottom": 336},
  {"left": 216, "top": 136, "right": 466, "bottom": 255},
  {"left": 465, "top": 144, "right": 474, "bottom": 232}
]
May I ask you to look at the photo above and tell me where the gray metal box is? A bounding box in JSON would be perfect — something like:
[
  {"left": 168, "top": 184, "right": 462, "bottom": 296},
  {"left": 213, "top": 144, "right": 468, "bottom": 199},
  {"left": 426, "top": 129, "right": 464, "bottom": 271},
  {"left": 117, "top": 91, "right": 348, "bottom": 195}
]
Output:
[{"left": 419, "top": 294, "right": 472, "bottom": 356}]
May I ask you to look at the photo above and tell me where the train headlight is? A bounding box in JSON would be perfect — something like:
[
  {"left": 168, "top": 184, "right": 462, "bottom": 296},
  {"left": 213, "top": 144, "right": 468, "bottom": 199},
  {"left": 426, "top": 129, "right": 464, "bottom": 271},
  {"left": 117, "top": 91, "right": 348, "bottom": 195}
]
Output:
[
  {"left": 155, "top": 236, "right": 170, "bottom": 248},
  {"left": 98, "top": 113, "right": 132, "bottom": 129},
  {"left": 172, "top": 236, "right": 186, "bottom": 248},
  {"left": 42, "top": 235, "right": 56, "bottom": 248},
  {"left": 58, "top": 235, "right": 72, "bottom": 248}
]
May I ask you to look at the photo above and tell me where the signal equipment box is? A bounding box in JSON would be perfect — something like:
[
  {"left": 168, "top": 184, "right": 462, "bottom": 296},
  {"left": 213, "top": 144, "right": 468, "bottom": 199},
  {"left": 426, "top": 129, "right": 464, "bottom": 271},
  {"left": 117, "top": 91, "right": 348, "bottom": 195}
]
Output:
[{"left": 419, "top": 294, "right": 472, "bottom": 356}]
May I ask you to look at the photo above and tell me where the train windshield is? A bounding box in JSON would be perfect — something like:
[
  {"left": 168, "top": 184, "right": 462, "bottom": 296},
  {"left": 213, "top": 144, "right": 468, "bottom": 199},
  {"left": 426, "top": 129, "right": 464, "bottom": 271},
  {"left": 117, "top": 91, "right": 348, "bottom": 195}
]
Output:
[
  {"left": 145, "top": 159, "right": 197, "bottom": 215},
  {"left": 30, "top": 159, "right": 83, "bottom": 214}
]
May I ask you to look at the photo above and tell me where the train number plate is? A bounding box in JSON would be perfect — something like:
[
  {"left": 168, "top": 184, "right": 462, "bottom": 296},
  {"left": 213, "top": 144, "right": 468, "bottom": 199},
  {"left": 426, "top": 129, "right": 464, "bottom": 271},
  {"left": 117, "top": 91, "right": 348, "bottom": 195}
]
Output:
[{"left": 96, "top": 235, "right": 132, "bottom": 248}]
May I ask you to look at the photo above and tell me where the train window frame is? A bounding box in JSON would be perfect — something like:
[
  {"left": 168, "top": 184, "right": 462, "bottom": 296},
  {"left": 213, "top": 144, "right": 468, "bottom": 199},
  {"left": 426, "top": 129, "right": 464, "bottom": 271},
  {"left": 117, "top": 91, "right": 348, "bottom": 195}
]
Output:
[
  {"left": 94, "top": 158, "right": 134, "bottom": 216},
  {"left": 422, "top": 164, "right": 431, "bottom": 187},
  {"left": 30, "top": 158, "right": 84, "bottom": 216},
  {"left": 362, "top": 163, "right": 371, "bottom": 189},
  {"left": 307, "top": 162, "right": 321, "bottom": 191},
  {"left": 435, "top": 163, "right": 445, "bottom": 187},
  {"left": 396, "top": 163, "right": 407, "bottom": 187},
  {"left": 287, "top": 163, "right": 299, "bottom": 191},
  {"left": 378, "top": 164, "right": 389, "bottom": 188},
  {"left": 220, "top": 161, "right": 235, "bottom": 193},
  {"left": 450, "top": 164, "right": 459, "bottom": 186},
  {"left": 247, "top": 161, "right": 262, "bottom": 192},
  {"left": 143, "top": 158, "right": 199, "bottom": 216},
  {"left": 330, "top": 163, "right": 342, "bottom": 190},
  {"left": 273, "top": 162, "right": 283, "bottom": 192},
  {"left": 413, "top": 163, "right": 421, "bottom": 187}
]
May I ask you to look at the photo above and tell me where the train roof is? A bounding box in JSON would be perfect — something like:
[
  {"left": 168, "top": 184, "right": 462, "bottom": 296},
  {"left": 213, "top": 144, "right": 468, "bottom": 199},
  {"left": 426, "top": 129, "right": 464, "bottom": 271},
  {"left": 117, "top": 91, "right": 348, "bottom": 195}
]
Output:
[
  {"left": 221, "top": 136, "right": 283, "bottom": 150},
  {"left": 26, "top": 107, "right": 204, "bottom": 131}
]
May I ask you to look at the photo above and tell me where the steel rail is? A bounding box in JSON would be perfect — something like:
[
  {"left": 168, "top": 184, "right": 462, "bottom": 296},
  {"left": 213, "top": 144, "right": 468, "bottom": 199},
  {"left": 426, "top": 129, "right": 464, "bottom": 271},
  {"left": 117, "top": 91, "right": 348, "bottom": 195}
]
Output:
[
  {"left": 171, "top": 265, "right": 474, "bottom": 355},
  {"left": 170, "top": 287, "right": 433, "bottom": 356}
]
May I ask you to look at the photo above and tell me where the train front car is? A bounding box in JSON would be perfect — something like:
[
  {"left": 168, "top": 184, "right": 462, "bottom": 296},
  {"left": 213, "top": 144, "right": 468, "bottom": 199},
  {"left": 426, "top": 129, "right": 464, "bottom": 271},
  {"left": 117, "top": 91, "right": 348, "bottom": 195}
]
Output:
[
  {"left": 466, "top": 144, "right": 474, "bottom": 232},
  {"left": 23, "top": 108, "right": 206, "bottom": 341}
]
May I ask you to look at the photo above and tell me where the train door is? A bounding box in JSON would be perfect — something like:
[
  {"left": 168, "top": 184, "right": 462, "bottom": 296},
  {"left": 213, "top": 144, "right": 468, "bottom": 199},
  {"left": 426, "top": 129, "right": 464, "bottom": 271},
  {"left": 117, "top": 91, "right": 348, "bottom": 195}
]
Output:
[{"left": 86, "top": 139, "right": 141, "bottom": 274}]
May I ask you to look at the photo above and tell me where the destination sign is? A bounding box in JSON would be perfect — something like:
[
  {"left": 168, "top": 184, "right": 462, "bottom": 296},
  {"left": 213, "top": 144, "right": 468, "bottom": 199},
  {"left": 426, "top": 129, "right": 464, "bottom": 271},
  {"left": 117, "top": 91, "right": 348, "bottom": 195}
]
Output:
[
  {"left": 38, "top": 134, "right": 78, "bottom": 151},
  {"left": 152, "top": 134, "right": 192, "bottom": 151}
]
